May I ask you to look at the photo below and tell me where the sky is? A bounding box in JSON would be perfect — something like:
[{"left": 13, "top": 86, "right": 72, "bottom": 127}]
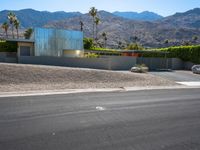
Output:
[{"left": 0, "top": 0, "right": 200, "bottom": 16}]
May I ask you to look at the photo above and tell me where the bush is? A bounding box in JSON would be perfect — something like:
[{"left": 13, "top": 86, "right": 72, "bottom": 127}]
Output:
[
  {"left": 126, "top": 43, "right": 144, "bottom": 50},
  {"left": 0, "top": 41, "right": 18, "bottom": 52},
  {"left": 84, "top": 53, "right": 99, "bottom": 58},
  {"left": 84, "top": 38, "right": 94, "bottom": 49}
]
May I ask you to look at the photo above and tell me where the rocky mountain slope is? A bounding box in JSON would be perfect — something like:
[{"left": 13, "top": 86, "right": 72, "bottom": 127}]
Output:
[
  {"left": 0, "top": 9, "right": 81, "bottom": 28},
  {"left": 157, "top": 8, "right": 200, "bottom": 29},
  {"left": 113, "top": 11, "right": 163, "bottom": 21},
  {"left": 45, "top": 8, "right": 200, "bottom": 48}
]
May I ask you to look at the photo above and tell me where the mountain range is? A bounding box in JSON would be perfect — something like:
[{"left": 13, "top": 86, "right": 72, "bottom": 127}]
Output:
[
  {"left": 0, "top": 8, "right": 200, "bottom": 48},
  {"left": 113, "top": 11, "right": 163, "bottom": 21},
  {"left": 0, "top": 9, "right": 81, "bottom": 28}
]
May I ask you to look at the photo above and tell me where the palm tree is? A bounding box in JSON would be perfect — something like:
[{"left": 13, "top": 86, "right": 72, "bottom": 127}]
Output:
[
  {"left": 94, "top": 17, "right": 100, "bottom": 41},
  {"left": 1, "top": 22, "right": 9, "bottom": 38},
  {"left": 24, "top": 28, "right": 33, "bottom": 39},
  {"left": 80, "top": 21, "right": 84, "bottom": 32},
  {"left": 89, "top": 7, "right": 97, "bottom": 40},
  {"left": 7, "top": 12, "right": 17, "bottom": 39},
  {"left": 14, "top": 19, "right": 20, "bottom": 39},
  {"left": 102, "top": 32, "right": 107, "bottom": 48}
]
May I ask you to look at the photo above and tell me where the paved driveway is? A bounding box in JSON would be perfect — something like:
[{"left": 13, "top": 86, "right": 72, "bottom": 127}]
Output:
[{"left": 150, "top": 71, "right": 200, "bottom": 86}]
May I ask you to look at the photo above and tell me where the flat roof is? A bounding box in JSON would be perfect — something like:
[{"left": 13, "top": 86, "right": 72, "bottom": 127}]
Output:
[{"left": 85, "top": 49, "right": 169, "bottom": 54}]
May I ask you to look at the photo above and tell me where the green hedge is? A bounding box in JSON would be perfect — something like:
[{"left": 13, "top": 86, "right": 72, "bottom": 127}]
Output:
[
  {"left": 162, "top": 45, "right": 200, "bottom": 63},
  {"left": 0, "top": 41, "right": 18, "bottom": 52},
  {"left": 143, "top": 45, "right": 200, "bottom": 64},
  {"left": 141, "top": 51, "right": 167, "bottom": 58}
]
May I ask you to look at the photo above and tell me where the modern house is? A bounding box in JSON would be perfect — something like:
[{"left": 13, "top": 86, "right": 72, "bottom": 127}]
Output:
[{"left": 6, "top": 27, "right": 84, "bottom": 58}]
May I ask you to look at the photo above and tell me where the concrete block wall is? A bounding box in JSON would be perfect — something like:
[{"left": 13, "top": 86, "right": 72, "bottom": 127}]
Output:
[
  {"left": 0, "top": 52, "right": 17, "bottom": 63},
  {"left": 137, "top": 57, "right": 172, "bottom": 70},
  {"left": 18, "top": 56, "right": 137, "bottom": 70},
  {"left": 18, "top": 56, "right": 196, "bottom": 71}
]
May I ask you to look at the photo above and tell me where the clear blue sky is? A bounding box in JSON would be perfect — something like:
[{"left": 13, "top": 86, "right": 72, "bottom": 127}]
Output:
[{"left": 0, "top": 0, "right": 200, "bottom": 16}]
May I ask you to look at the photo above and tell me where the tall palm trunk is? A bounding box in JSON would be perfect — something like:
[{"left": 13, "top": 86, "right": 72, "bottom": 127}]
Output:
[
  {"left": 96, "top": 25, "right": 98, "bottom": 40},
  {"left": 92, "top": 17, "right": 95, "bottom": 40},
  {"left": 5, "top": 29, "right": 8, "bottom": 38},
  {"left": 16, "top": 28, "right": 19, "bottom": 39},
  {"left": 11, "top": 24, "right": 14, "bottom": 39}
]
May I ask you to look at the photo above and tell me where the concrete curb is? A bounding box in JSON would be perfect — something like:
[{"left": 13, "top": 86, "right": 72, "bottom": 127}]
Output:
[{"left": 0, "top": 86, "right": 200, "bottom": 98}]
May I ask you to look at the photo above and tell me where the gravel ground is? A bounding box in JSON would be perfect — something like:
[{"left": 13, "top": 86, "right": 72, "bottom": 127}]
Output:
[{"left": 0, "top": 63, "right": 178, "bottom": 92}]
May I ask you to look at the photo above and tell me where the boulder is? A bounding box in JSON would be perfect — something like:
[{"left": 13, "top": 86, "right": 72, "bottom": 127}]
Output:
[
  {"left": 192, "top": 65, "right": 200, "bottom": 74},
  {"left": 131, "top": 66, "right": 149, "bottom": 73}
]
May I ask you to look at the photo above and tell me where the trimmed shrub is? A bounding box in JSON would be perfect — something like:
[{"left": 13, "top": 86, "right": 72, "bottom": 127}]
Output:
[
  {"left": 143, "top": 45, "right": 200, "bottom": 64},
  {"left": 162, "top": 45, "right": 200, "bottom": 63},
  {"left": 84, "top": 53, "right": 99, "bottom": 58}
]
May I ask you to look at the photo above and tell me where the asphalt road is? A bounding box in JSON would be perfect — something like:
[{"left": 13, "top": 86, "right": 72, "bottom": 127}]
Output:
[
  {"left": 0, "top": 88, "right": 200, "bottom": 150},
  {"left": 150, "top": 71, "right": 200, "bottom": 82}
]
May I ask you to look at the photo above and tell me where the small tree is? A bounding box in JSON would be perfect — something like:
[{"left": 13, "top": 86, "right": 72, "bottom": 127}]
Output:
[
  {"left": 164, "top": 39, "right": 169, "bottom": 44},
  {"left": 118, "top": 41, "right": 122, "bottom": 49},
  {"left": 80, "top": 21, "right": 84, "bottom": 32},
  {"left": 1, "top": 22, "right": 9, "bottom": 38},
  {"left": 24, "top": 28, "right": 33, "bottom": 39},
  {"left": 192, "top": 36, "right": 198, "bottom": 43},
  {"left": 102, "top": 32, "right": 107, "bottom": 48},
  {"left": 130, "top": 36, "right": 138, "bottom": 43}
]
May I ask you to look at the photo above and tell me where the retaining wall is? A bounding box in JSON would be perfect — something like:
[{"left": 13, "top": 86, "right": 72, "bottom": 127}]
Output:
[{"left": 18, "top": 56, "right": 197, "bottom": 70}]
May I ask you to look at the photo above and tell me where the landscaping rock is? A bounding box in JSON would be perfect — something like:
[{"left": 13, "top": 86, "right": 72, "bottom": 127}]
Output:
[
  {"left": 192, "top": 65, "right": 200, "bottom": 74},
  {"left": 131, "top": 66, "right": 149, "bottom": 73}
]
